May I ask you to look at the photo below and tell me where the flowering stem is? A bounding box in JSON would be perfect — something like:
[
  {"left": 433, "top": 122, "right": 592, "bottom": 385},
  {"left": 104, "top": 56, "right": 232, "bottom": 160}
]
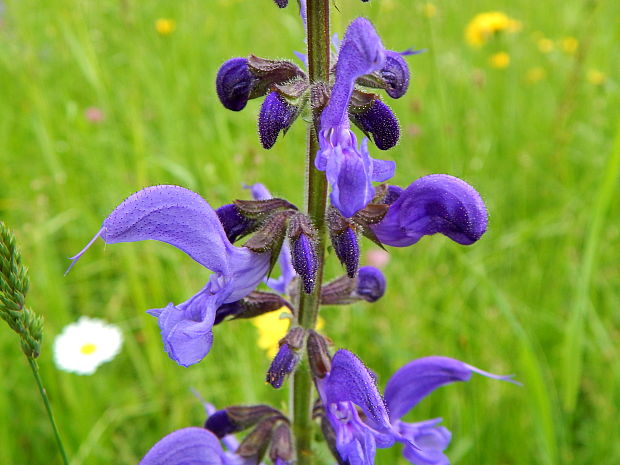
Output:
[
  {"left": 27, "top": 357, "right": 70, "bottom": 465},
  {"left": 292, "top": 1, "right": 330, "bottom": 464}
]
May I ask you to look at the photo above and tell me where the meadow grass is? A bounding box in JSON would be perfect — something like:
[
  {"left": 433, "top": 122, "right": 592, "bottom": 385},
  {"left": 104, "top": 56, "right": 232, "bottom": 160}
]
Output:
[{"left": 0, "top": 0, "right": 619, "bottom": 463}]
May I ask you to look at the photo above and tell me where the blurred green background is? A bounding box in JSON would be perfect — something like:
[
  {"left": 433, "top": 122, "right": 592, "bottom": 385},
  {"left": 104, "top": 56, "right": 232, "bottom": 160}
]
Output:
[{"left": 1, "top": 0, "right": 618, "bottom": 463}]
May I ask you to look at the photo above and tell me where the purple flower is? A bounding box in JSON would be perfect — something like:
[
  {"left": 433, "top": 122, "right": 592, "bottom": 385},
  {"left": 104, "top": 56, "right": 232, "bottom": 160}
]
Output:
[
  {"left": 67, "top": 185, "right": 270, "bottom": 367},
  {"left": 317, "top": 349, "right": 518, "bottom": 465},
  {"left": 139, "top": 427, "right": 241, "bottom": 465},
  {"left": 315, "top": 18, "right": 398, "bottom": 218},
  {"left": 372, "top": 174, "right": 488, "bottom": 247},
  {"left": 349, "top": 98, "right": 400, "bottom": 150}
]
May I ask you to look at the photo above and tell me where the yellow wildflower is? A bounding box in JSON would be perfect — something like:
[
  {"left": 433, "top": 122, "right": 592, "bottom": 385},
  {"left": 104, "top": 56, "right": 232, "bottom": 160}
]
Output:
[
  {"left": 253, "top": 307, "right": 324, "bottom": 359},
  {"left": 586, "top": 69, "right": 606, "bottom": 86},
  {"left": 465, "top": 12, "right": 521, "bottom": 47},
  {"left": 561, "top": 37, "right": 578, "bottom": 54},
  {"left": 489, "top": 52, "right": 510, "bottom": 69},
  {"left": 537, "top": 38, "right": 554, "bottom": 53},
  {"left": 526, "top": 67, "right": 546, "bottom": 83},
  {"left": 155, "top": 18, "right": 176, "bottom": 36},
  {"left": 422, "top": 2, "right": 437, "bottom": 18}
]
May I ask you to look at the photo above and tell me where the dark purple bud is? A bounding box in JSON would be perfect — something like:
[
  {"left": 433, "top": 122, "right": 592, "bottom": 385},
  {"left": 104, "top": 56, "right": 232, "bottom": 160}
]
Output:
[
  {"left": 291, "top": 234, "right": 318, "bottom": 293},
  {"left": 206, "top": 405, "right": 283, "bottom": 439},
  {"left": 332, "top": 227, "right": 360, "bottom": 278},
  {"left": 214, "top": 291, "right": 291, "bottom": 325},
  {"left": 269, "top": 423, "right": 294, "bottom": 465},
  {"left": 259, "top": 91, "right": 299, "bottom": 149},
  {"left": 267, "top": 344, "right": 300, "bottom": 389},
  {"left": 216, "top": 58, "right": 254, "bottom": 111},
  {"left": 213, "top": 300, "right": 243, "bottom": 325},
  {"left": 381, "top": 51, "right": 410, "bottom": 99},
  {"left": 383, "top": 185, "right": 404, "bottom": 205},
  {"left": 307, "top": 330, "right": 332, "bottom": 378},
  {"left": 205, "top": 410, "right": 238, "bottom": 438},
  {"left": 350, "top": 98, "right": 400, "bottom": 150},
  {"left": 273, "top": 0, "right": 288, "bottom": 6},
  {"left": 355, "top": 266, "right": 386, "bottom": 302},
  {"left": 216, "top": 204, "right": 257, "bottom": 243}
]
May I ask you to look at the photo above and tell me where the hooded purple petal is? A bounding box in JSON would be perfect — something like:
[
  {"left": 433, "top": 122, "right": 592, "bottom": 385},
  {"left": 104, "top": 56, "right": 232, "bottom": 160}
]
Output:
[
  {"left": 324, "top": 349, "right": 392, "bottom": 432},
  {"left": 322, "top": 18, "right": 386, "bottom": 128},
  {"left": 216, "top": 58, "right": 254, "bottom": 111},
  {"left": 139, "top": 427, "right": 230, "bottom": 465},
  {"left": 381, "top": 51, "right": 410, "bottom": 99},
  {"left": 69, "top": 185, "right": 231, "bottom": 273},
  {"left": 372, "top": 175, "right": 488, "bottom": 247},
  {"left": 350, "top": 99, "right": 400, "bottom": 150},
  {"left": 384, "top": 356, "right": 518, "bottom": 422},
  {"left": 258, "top": 91, "right": 299, "bottom": 149}
]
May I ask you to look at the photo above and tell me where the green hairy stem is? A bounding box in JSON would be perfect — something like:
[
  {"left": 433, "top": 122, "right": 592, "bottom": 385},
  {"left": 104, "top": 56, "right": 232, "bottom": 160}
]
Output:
[{"left": 291, "top": 1, "right": 330, "bottom": 464}]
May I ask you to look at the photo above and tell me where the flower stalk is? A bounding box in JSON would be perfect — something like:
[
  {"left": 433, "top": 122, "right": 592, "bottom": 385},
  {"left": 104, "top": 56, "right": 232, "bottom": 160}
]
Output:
[{"left": 292, "top": 1, "right": 330, "bottom": 463}]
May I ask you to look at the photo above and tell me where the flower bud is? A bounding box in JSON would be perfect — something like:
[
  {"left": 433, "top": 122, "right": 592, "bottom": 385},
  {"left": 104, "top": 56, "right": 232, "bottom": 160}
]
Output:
[
  {"left": 266, "top": 344, "right": 299, "bottom": 389},
  {"left": 287, "top": 214, "right": 318, "bottom": 293},
  {"left": 273, "top": 0, "right": 288, "bottom": 7},
  {"left": 269, "top": 423, "right": 294, "bottom": 465},
  {"left": 259, "top": 91, "right": 299, "bottom": 149},
  {"left": 204, "top": 410, "right": 238, "bottom": 438},
  {"left": 328, "top": 208, "right": 360, "bottom": 278},
  {"left": 355, "top": 266, "right": 386, "bottom": 302},
  {"left": 216, "top": 58, "right": 255, "bottom": 111},
  {"left": 205, "top": 405, "right": 283, "bottom": 438},
  {"left": 332, "top": 227, "right": 359, "bottom": 278},
  {"left": 307, "top": 330, "right": 331, "bottom": 379},
  {"left": 214, "top": 291, "right": 291, "bottom": 325},
  {"left": 266, "top": 327, "right": 304, "bottom": 389},
  {"left": 350, "top": 98, "right": 400, "bottom": 150},
  {"left": 216, "top": 204, "right": 258, "bottom": 243}
]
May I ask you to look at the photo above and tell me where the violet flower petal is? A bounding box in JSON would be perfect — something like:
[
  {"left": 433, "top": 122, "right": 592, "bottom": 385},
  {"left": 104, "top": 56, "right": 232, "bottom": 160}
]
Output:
[
  {"left": 381, "top": 51, "right": 410, "bottom": 99},
  {"left": 322, "top": 18, "right": 386, "bottom": 128},
  {"left": 319, "top": 129, "right": 375, "bottom": 218},
  {"left": 372, "top": 174, "right": 488, "bottom": 247},
  {"left": 397, "top": 418, "right": 451, "bottom": 465},
  {"left": 324, "top": 349, "right": 392, "bottom": 432},
  {"left": 139, "top": 427, "right": 231, "bottom": 465},
  {"left": 384, "top": 356, "right": 519, "bottom": 422},
  {"left": 356, "top": 266, "right": 386, "bottom": 302},
  {"left": 69, "top": 185, "right": 231, "bottom": 273},
  {"left": 148, "top": 284, "right": 221, "bottom": 367}
]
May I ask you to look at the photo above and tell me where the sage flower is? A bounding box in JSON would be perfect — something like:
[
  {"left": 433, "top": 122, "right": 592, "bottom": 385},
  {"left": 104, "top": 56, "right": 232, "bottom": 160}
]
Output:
[
  {"left": 372, "top": 174, "right": 488, "bottom": 247},
  {"left": 68, "top": 185, "right": 270, "bottom": 367},
  {"left": 317, "top": 349, "right": 517, "bottom": 465},
  {"left": 316, "top": 18, "right": 415, "bottom": 217}
]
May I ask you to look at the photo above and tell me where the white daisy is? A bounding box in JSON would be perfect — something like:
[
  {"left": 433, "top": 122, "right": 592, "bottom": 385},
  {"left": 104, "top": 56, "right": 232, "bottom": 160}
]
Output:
[{"left": 53, "top": 317, "right": 123, "bottom": 375}]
